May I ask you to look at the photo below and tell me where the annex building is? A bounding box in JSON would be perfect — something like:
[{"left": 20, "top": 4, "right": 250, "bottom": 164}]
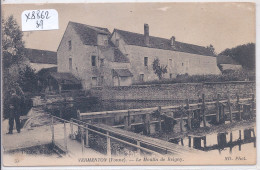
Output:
[{"left": 57, "top": 21, "right": 220, "bottom": 90}]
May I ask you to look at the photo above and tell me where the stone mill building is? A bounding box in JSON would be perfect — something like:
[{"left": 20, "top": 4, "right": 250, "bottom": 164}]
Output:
[{"left": 57, "top": 21, "right": 220, "bottom": 90}]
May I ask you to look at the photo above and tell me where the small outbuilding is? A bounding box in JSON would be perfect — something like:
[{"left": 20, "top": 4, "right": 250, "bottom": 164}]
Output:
[
  {"left": 217, "top": 55, "right": 242, "bottom": 72},
  {"left": 112, "top": 69, "right": 133, "bottom": 86},
  {"left": 47, "top": 72, "right": 82, "bottom": 94}
]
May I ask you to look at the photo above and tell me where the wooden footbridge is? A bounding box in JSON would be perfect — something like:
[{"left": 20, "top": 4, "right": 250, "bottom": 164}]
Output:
[{"left": 44, "top": 115, "right": 203, "bottom": 156}]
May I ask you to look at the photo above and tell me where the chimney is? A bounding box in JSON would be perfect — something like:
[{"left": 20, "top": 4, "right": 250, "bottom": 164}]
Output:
[
  {"left": 170, "top": 36, "right": 176, "bottom": 46},
  {"left": 144, "top": 24, "right": 149, "bottom": 45}
]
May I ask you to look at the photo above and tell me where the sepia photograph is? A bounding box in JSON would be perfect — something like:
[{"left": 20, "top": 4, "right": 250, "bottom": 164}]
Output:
[{"left": 1, "top": 2, "right": 256, "bottom": 167}]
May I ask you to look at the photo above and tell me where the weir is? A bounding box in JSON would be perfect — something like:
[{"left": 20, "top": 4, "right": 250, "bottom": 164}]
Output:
[{"left": 77, "top": 93, "right": 256, "bottom": 134}]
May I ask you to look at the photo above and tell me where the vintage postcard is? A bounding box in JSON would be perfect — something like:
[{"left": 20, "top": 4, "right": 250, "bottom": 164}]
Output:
[{"left": 1, "top": 2, "right": 256, "bottom": 167}]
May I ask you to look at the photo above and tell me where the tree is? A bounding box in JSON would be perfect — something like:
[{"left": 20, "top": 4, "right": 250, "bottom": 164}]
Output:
[
  {"left": 2, "top": 16, "right": 35, "bottom": 118},
  {"left": 2, "top": 15, "right": 26, "bottom": 68},
  {"left": 18, "top": 65, "right": 38, "bottom": 93},
  {"left": 152, "top": 58, "right": 167, "bottom": 80},
  {"left": 206, "top": 44, "right": 217, "bottom": 56},
  {"left": 219, "top": 43, "right": 255, "bottom": 70}
]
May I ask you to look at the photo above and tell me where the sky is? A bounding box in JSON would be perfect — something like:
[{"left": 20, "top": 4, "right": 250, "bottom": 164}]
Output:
[{"left": 2, "top": 2, "right": 255, "bottom": 53}]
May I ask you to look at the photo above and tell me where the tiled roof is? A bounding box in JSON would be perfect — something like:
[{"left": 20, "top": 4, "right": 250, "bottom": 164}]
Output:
[
  {"left": 70, "top": 21, "right": 110, "bottom": 46},
  {"left": 114, "top": 29, "right": 215, "bottom": 57},
  {"left": 113, "top": 69, "right": 133, "bottom": 77},
  {"left": 98, "top": 40, "right": 130, "bottom": 63},
  {"left": 49, "top": 72, "right": 81, "bottom": 85},
  {"left": 217, "top": 55, "right": 240, "bottom": 65},
  {"left": 37, "top": 67, "right": 57, "bottom": 79},
  {"left": 25, "top": 48, "right": 57, "bottom": 64},
  {"left": 114, "top": 48, "right": 130, "bottom": 63},
  {"left": 69, "top": 22, "right": 129, "bottom": 63}
]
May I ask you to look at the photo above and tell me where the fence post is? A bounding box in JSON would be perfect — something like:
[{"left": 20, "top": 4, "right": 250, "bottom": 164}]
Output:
[
  {"left": 70, "top": 120, "right": 73, "bottom": 136},
  {"left": 64, "top": 121, "right": 68, "bottom": 152},
  {"left": 137, "top": 140, "right": 141, "bottom": 156},
  {"left": 227, "top": 94, "right": 232, "bottom": 122},
  {"left": 85, "top": 125, "right": 89, "bottom": 147},
  {"left": 239, "top": 130, "right": 242, "bottom": 151},
  {"left": 158, "top": 106, "right": 162, "bottom": 132},
  {"left": 251, "top": 94, "right": 255, "bottom": 118},
  {"left": 202, "top": 94, "right": 206, "bottom": 127},
  {"left": 128, "top": 110, "right": 131, "bottom": 130},
  {"left": 229, "top": 132, "right": 233, "bottom": 153},
  {"left": 180, "top": 106, "right": 183, "bottom": 132},
  {"left": 147, "top": 113, "right": 151, "bottom": 135},
  {"left": 216, "top": 94, "right": 220, "bottom": 123},
  {"left": 107, "top": 131, "right": 111, "bottom": 157},
  {"left": 186, "top": 99, "right": 191, "bottom": 130},
  {"left": 124, "top": 116, "right": 129, "bottom": 130},
  {"left": 203, "top": 136, "right": 206, "bottom": 148},
  {"left": 77, "top": 110, "right": 81, "bottom": 120},
  {"left": 51, "top": 116, "right": 54, "bottom": 144},
  {"left": 221, "top": 103, "right": 225, "bottom": 123},
  {"left": 124, "top": 110, "right": 131, "bottom": 131},
  {"left": 236, "top": 93, "right": 241, "bottom": 120},
  {"left": 81, "top": 126, "right": 84, "bottom": 154}
]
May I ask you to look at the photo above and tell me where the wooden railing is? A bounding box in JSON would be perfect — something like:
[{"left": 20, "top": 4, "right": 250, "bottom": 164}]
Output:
[
  {"left": 70, "top": 118, "right": 163, "bottom": 156},
  {"left": 47, "top": 113, "right": 172, "bottom": 156},
  {"left": 69, "top": 118, "right": 199, "bottom": 156}
]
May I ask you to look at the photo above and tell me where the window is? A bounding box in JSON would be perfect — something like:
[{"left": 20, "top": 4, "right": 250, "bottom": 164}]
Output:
[
  {"left": 100, "top": 58, "right": 104, "bottom": 67},
  {"left": 169, "top": 59, "right": 173, "bottom": 67},
  {"left": 68, "top": 40, "right": 72, "bottom": 50},
  {"left": 91, "top": 56, "right": 96, "bottom": 66},
  {"left": 92, "top": 77, "right": 98, "bottom": 86},
  {"left": 115, "top": 39, "right": 119, "bottom": 47},
  {"left": 69, "top": 58, "right": 72, "bottom": 71},
  {"left": 104, "top": 40, "right": 108, "bottom": 46},
  {"left": 140, "top": 74, "right": 144, "bottom": 82},
  {"left": 144, "top": 57, "right": 148, "bottom": 66}
]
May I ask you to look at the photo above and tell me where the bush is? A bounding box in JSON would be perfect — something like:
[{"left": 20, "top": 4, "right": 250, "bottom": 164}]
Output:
[{"left": 133, "top": 69, "right": 254, "bottom": 85}]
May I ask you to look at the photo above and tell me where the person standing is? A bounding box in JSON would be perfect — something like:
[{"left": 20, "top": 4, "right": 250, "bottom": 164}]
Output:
[{"left": 6, "top": 89, "right": 21, "bottom": 134}]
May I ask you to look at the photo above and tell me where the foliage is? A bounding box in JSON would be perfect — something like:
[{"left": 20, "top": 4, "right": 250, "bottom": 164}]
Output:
[
  {"left": 206, "top": 44, "right": 217, "bottom": 56},
  {"left": 18, "top": 65, "right": 39, "bottom": 93},
  {"left": 2, "top": 15, "right": 26, "bottom": 68},
  {"left": 133, "top": 69, "right": 253, "bottom": 85},
  {"left": 37, "top": 67, "right": 57, "bottom": 92},
  {"left": 2, "top": 16, "right": 38, "bottom": 118},
  {"left": 152, "top": 58, "right": 167, "bottom": 80},
  {"left": 219, "top": 43, "right": 255, "bottom": 69}
]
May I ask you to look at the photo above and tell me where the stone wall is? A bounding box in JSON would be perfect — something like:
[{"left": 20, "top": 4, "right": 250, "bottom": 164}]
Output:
[{"left": 91, "top": 81, "right": 255, "bottom": 101}]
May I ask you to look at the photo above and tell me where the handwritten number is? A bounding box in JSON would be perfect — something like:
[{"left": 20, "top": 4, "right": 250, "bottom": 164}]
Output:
[
  {"left": 41, "top": 11, "right": 45, "bottom": 19},
  {"left": 24, "top": 10, "right": 52, "bottom": 29},
  {"left": 45, "top": 11, "right": 50, "bottom": 19},
  {"left": 36, "top": 20, "right": 43, "bottom": 29},
  {"left": 31, "top": 11, "right": 35, "bottom": 19},
  {"left": 37, "top": 10, "right": 41, "bottom": 19}
]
